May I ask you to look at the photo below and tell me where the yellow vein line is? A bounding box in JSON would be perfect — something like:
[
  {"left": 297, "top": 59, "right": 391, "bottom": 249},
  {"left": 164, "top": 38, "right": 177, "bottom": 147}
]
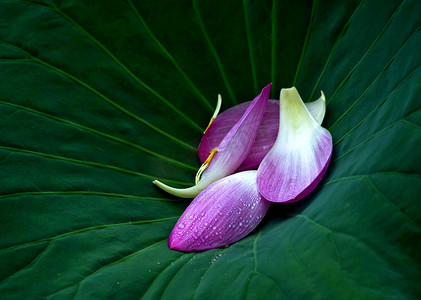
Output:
[
  {"left": 0, "top": 145, "right": 191, "bottom": 186},
  {"left": 192, "top": 0, "right": 237, "bottom": 105},
  {"left": 0, "top": 100, "right": 197, "bottom": 170},
  {"left": 328, "top": 26, "right": 421, "bottom": 131},
  {"left": 0, "top": 191, "right": 186, "bottom": 202},
  {"left": 126, "top": 0, "right": 213, "bottom": 112},
  {"left": 243, "top": 0, "right": 258, "bottom": 94},
  {"left": 0, "top": 39, "right": 197, "bottom": 151},
  {"left": 271, "top": 0, "right": 277, "bottom": 94},
  {"left": 308, "top": 0, "right": 366, "bottom": 101},
  {"left": 293, "top": 0, "right": 317, "bottom": 86},
  {"left": 46, "top": 0, "right": 203, "bottom": 132},
  {"left": 332, "top": 64, "right": 421, "bottom": 146},
  {"left": 327, "top": 0, "right": 405, "bottom": 105}
]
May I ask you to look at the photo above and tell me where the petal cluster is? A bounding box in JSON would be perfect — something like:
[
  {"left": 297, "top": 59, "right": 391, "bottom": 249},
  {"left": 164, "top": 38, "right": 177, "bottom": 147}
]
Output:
[
  {"left": 198, "top": 93, "right": 326, "bottom": 171},
  {"left": 153, "top": 84, "right": 271, "bottom": 198},
  {"left": 153, "top": 85, "right": 333, "bottom": 251}
]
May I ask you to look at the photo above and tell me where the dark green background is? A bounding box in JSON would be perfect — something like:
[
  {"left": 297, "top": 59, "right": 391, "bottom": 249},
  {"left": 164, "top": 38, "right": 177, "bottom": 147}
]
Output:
[{"left": 0, "top": 0, "right": 420, "bottom": 299}]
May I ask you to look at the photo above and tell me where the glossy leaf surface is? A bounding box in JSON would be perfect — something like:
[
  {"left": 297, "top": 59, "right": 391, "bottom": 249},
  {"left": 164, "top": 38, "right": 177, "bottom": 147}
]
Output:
[{"left": 0, "top": 0, "right": 420, "bottom": 299}]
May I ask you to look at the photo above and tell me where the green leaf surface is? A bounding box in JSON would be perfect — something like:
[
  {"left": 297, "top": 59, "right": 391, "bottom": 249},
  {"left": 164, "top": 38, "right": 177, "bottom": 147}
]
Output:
[{"left": 1, "top": 0, "right": 420, "bottom": 299}]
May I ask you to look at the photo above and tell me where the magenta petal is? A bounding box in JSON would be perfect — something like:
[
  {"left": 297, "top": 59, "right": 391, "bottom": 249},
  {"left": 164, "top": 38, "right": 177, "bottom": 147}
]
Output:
[
  {"left": 168, "top": 171, "right": 270, "bottom": 251},
  {"left": 199, "top": 84, "right": 271, "bottom": 181},
  {"left": 199, "top": 93, "right": 326, "bottom": 171},
  {"left": 153, "top": 84, "right": 270, "bottom": 198},
  {"left": 256, "top": 87, "right": 332, "bottom": 203}
]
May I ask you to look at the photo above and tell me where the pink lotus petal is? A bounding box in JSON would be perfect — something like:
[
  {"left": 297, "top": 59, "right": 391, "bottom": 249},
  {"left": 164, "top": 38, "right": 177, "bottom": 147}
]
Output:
[
  {"left": 198, "top": 93, "right": 326, "bottom": 171},
  {"left": 256, "top": 87, "right": 332, "bottom": 203},
  {"left": 168, "top": 171, "right": 270, "bottom": 251},
  {"left": 154, "top": 84, "right": 271, "bottom": 198}
]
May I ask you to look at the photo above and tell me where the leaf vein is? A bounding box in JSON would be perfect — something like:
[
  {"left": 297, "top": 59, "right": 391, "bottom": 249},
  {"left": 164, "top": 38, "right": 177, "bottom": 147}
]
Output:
[
  {"left": 126, "top": 0, "right": 213, "bottom": 112},
  {"left": 243, "top": 0, "right": 258, "bottom": 94},
  {"left": 0, "top": 100, "right": 197, "bottom": 170},
  {"left": 309, "top": 0, "right": 366, "bottom": 101},
  {"left": 0, "top": 38, "right": 197, "bottom": 151},
  {"left": 0, "top": 145, "right": 191, "bottom": 186},
  {"left": 192, "top": 0, "right": 237, "bottom": 104}
]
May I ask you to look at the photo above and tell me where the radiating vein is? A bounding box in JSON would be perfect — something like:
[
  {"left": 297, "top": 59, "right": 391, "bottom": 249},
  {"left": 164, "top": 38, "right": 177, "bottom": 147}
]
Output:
[
  {"left": 0, "top": 100, "right": 197, "bottom": 170},
  {"left": 0, "top": 145, "right": 192, "bottom": 186},
  {"left": 192, "top": 0, "right": 237, "bottom": 105},
  {"left": 327, "top": 0, "right": 406, "bottom": 105},
  {"left": 243, "top": 0, "right": 258, "bottom": 94},
  {"left": 46, "top": 0, "right": 203, "bottom": 132},
  {"left": 160, "top": 252, "right": 202, "bottom": 299},
  {"left": 252, "top": 272, "right": 287, "bottom": 300},
  {"left": 288, "top": 219, "right": 305, "bottom": 266},
  {"left": 365, "top": 177, "right": 420, "bottom": 228},
  {"left": 126, "top": 0, "right": 213, "bottom": 112},
  {"left": 329, "top": 26, "right": 421, "bottom": 132},
  {"left": 192, "top": 247, "right": 230, "bottom": 300},
  {"left": 0, "top": 241, "right": 52, "bottom": 286},
  {"left": 0, "top": 58, "right": 34, "bottom": 62},
  {"left": 0, "top": 218, "right": 178, "bottom": 254},
  {"left": 50, "top": 239, "right": 169, "bottom": 299},
  {"left": 324, "top": 171, "right": 421, "bottom": 186},
  {"left": 252, "top": 231, "right": 262, "bottom": 272},
  {"left": 333, "top": 65, "right": 421, "bottom": 146},
  {"left": 334, "top": 118, "right": 418, "bottom": 162},
  {"left": 73, "top": 239, "right": 169, "bottom": 295},
  {"left": 0, "top": 190, "right": 184, "bottom": 202},
  {"left": 294, "top": 214, "right": 340, "bottom": 263},
  {"left": 0, "top": 38, "right": 196, "bottom": 151},
  {"left": 140, "top": 253, "right": 194, "bottom": 299},
  {"left": 308, "top": 0, "right": 366, "bottom": 101},
  {"left": 293, "top": 0, "right": 317, "bottom": 86}
]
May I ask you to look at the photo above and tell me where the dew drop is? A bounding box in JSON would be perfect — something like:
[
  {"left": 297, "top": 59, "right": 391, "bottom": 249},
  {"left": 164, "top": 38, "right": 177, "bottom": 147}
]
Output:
[
  {"left": 212, "top": 226, "right": 217, "bottom": 230},
  {"left": 239, "top": 222, "right": 242, "bottom": 227},
  {"left": 156, "top": 261, "right": 160, "bottom": 265},
  {"left": 178, "top": 223, "right": 185, "bottom": 229}
]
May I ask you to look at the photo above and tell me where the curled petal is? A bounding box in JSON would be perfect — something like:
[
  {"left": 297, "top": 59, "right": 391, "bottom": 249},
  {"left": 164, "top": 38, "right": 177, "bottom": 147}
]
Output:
[
  {"left": 168, "top": 171, "right": 270, "bottom": 251},
  {"left": 198, "top": 93, "right": 326, "bottom": 171},
  {"left": 154, "top": 84, "right": 271, "bottom": 198},
  {"left": 256, "top": 87, "right": 332, "bottom": 203}
]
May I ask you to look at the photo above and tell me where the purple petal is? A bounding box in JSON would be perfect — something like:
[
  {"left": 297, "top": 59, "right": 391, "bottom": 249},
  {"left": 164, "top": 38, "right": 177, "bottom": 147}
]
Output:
[
  {"left": 256, "top": 87, "right": 332, "bottom": 203},
  {"left": 153, "top": 84, "right": 270, "bottom": 198},
  {"left": 198, "top": 93, "right": 326, "bottom": 171},
  {"left": 168, "top": 171, "right": 270, "bottom": 251}
]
